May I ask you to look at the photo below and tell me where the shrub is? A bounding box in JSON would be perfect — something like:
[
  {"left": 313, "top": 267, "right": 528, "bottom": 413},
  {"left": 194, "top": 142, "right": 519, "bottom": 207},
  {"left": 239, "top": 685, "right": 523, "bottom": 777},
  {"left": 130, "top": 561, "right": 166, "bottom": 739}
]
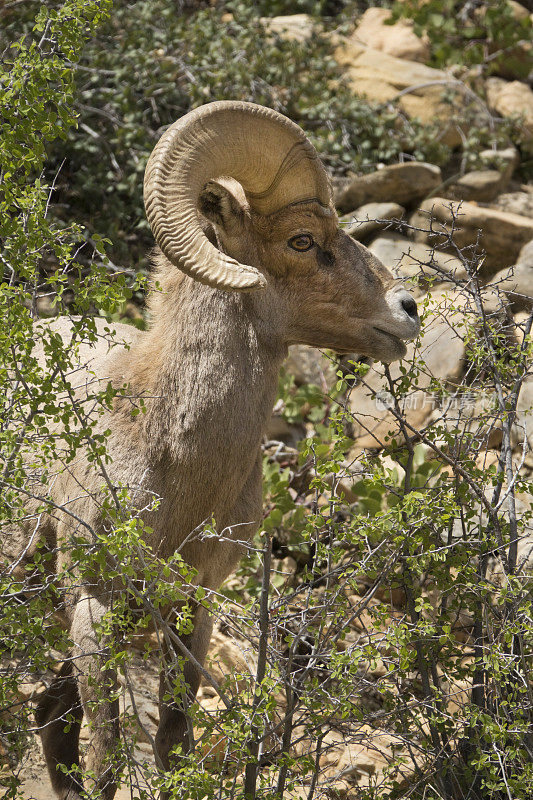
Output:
[{"left": 390, "top": 0, "right": 533, "bottom": 74}]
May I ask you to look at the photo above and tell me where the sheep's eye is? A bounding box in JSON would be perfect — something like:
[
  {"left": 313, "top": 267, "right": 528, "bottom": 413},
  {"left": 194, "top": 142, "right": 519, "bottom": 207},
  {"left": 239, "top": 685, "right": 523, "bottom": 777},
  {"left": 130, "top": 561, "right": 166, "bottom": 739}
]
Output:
[{"left": 288, "top": 234, "right": 314, "bottom": 252}]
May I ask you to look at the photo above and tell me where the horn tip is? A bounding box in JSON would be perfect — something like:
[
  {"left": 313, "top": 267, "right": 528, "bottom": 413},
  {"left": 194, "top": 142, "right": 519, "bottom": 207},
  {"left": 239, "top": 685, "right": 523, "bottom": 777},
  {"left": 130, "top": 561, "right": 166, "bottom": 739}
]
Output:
[{"left": 240, "top": 271, "right": 267, "bottom": 292}]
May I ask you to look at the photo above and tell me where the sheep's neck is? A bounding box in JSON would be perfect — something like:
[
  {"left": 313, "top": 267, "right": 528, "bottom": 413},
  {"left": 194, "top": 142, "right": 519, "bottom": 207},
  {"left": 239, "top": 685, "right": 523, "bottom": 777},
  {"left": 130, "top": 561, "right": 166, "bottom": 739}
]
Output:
[{"left": 124, "top": 277, "right": 286, "bottom": 524}]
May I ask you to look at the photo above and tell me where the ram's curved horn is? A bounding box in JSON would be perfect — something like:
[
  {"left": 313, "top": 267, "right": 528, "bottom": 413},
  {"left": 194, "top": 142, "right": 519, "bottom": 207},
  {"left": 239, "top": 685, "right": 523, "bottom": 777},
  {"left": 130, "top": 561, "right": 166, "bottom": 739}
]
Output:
[{"left": 143, "top": 101, "right": 332, "bottom": 292}]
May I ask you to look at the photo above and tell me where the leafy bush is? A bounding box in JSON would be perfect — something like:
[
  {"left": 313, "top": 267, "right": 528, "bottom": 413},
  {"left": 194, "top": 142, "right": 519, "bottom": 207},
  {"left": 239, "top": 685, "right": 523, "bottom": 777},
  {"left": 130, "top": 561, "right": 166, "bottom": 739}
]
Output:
[
  {"left": 250, "top": 263, "right": 533, "bottom": 799},
  {"left": 0, "top": 0, "right": 136, "bottom": 787},
  {"left": 390, "top": 0, "right": 533, "bottom": 74},
  {"left": 253, "top": 0, "right": 327, "bottom": 14}
]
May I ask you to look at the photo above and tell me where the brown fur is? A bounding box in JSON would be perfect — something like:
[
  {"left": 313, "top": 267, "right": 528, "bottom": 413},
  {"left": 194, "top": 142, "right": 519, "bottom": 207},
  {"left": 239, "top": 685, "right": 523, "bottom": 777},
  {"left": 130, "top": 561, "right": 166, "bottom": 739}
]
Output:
[{"left": 23, "top": 183, "right": 419, "bottom": 799}]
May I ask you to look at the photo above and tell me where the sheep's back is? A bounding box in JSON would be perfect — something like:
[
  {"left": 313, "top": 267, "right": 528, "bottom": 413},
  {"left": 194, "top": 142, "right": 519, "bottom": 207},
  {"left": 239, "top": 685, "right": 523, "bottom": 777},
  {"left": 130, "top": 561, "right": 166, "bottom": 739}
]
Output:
[{"left": 2, "top": 316, "right": 142, "bottom": 575}]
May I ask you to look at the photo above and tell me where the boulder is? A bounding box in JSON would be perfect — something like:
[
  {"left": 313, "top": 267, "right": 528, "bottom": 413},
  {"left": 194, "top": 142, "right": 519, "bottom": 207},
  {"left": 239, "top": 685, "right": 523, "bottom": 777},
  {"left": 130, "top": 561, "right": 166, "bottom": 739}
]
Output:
[
  {"left": 334, "top": 42, "right": 469, "bottom": 146},
  {"left": 490, "top": 238, "right": 533, "bottom": 310},
  {"left": 368, "top": 232, "right": 467, "bottom": 283},
  {"left": 428, "top": 389, "right": 505, "bottom": 451},
  {"left": 508, "top": 0, "right": 531, "bottom": 19},
  {"left": 262, "top": 13, "right": 317, "bottom": 43},
  {"left": 352, "top": 7, "right": 430, "bottom": 62},
  {"left": 447, "top": 170, "right": 506, "bottom": 203},
  {"left": 335, "top": 162, "right": 441, "bottom": 213},
  {"left": 446, "top": 147, "right": 518, "bottom": 202},
  {"left": 486, "top": 492, "right": 533, "bottom": 584},
  {"left": 319, "top": 725, "right": 413, "bottom": 789},
  {"left": 265, "top": 414, "right": 305, "bottom": 448},
  {"left": 284, "top": 344, "right": 337, "bottom": 387},
  {"left": 517, "top": 239, "right": 533, "bottom": 268},
  {"left": 409, "top": 198, "right": 533, "bottom": 273},
  {"left": 330, "top": 174, "right": 353, "bottom": 202},
  {"left": 491, "top": 190, "right": 533, "bottom": 219},
  {"left": 517, "top": 375, "right": 533, "bottom": 453},
  {"left": 340, "top": 201, "right": 405, "bottom": 240},
  {"left": 408, "top": 290, "right": 467, "bottom": 387},
  {"left": 491, "top": 262, "right": 533, "bottom": 310},
  {"left": 515, "top": 309, "right": 532, "bottom": 328},
  {"left": 485, "top": 78, "right": 533, "bottom": 143},
  {"left": 266, "top": 344, "right": 335, "bottom": 445},
  {"left": 479, "top": 146, "right": 519, "bottom": 183},
  {"left": 204, "top": 629, "right": 255, "bottom": 692},
  {"left": 349, "top": 282, "right": 514, "bottom": 454}
]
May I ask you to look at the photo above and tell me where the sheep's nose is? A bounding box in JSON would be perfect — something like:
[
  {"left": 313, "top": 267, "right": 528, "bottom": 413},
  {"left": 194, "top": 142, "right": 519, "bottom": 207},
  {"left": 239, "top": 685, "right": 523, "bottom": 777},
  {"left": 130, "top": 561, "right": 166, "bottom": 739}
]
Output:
[{"left": 401, "top": 295, "right": 418, "bottom": 319}]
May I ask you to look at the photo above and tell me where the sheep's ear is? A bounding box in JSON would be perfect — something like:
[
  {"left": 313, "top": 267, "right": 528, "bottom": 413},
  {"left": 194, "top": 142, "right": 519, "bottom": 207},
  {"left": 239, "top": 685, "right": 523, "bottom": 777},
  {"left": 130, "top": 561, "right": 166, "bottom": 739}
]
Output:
[{"left": 198, "top": 179, "right": 249, "bottom": 236}]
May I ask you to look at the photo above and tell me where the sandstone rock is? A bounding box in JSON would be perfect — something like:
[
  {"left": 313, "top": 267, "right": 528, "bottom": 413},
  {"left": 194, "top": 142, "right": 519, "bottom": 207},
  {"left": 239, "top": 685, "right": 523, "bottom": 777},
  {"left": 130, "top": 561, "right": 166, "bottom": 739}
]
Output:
[
  {"left": 35, "top": 294, "right": 56, "bottom": 317},
  {"left": 320, "top": 726, "right": 411, "bottom": 788},
  {"left": 285, "top": 344, "right": 337, "bottom": 387},
  {"left": 262, "top": 13, "right": 317, "bottom": 43},
  {"left": 320, "top": 727, "right": 383, "bottom": 781},
  {"left": 448, "top": 170, "right": 505, "bottom": 203},
  {"left": 335, "top": 162, "right": 441, "bottom": 213},
  {"left": 485, "top": 492, "right": 533, "bottom": 584},
  {"left": 340, "top": 201, "right": 405, "bottom": 240},
  {"left": 123, "top": 301, "right": 144, "bottom": 322},
  {"left": 349, "top": 372, "right": 428, "bottom": 451},
  {"left": 515, "top": 309, "right": 532, "bottom": 329},
  {"left": 335, "top": 42, "right": 468, "bottom": 146},
  {"left": 424, "top": 584, "right": 474, "bottom": 642},
  {"left": 515, "top": 501, "right": 533, "bottom": 573},
  {"left": 490, "top": 238, "right": 533, "bottom": 310},
  {"left": 368, "top": 232, "right": 467, "bottom": 283},
  {"left": 409, "top": 198, "right": 533, "bottom": 273},
  {"left": 411, "top": 290, "right": 468, "bottom": 387},
  {"left": 23, "top": 771, "right": 153, "bottom": 800},
  {"left": 491, "top": 189, "right": 533, "bottom": 218},
  {"left": 516, "top": 375, "right": 533, "bottom": 451},
  {"left": 352, "top": 7, "right": 430, "bottom": 62},
  {"left": 204, "top": 629, "right": 255, "bottom": 691},
  {"left": 485, "top": 77, "right": 533, "bottom": 142},
  {"left": 348, "top": 289, "right": 466, "bottom": 451},
  {"left": 508, "top": 1, "right": 531, "bottom": 20},
  {"left": 265, "top": 413, "right": 305, "bottom": 448},
  {"left": 330, "top": 174, "right": 354, "bottom": 201},
  {"left": 479, "top": 146, "right": 519, "bottom": 183},
  {"left": 267, "top": 345, "right": 336, "bottom": 444},
  {"left": 448, "top": 147, "right": 519, "bottom": 203},
  {"left": 517, "top": 238, "right": 533, "bottom": 269},
  {"left": 429, "top": 389, "right": 506, "bottom": 451}
]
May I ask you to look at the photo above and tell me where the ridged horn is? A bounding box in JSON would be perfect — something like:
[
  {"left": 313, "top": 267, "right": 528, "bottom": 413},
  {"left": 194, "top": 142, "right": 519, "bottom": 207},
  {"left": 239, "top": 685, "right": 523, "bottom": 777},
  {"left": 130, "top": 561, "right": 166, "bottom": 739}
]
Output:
[{"left": 143, "top": 101, "right": 332, "bottom": 292}]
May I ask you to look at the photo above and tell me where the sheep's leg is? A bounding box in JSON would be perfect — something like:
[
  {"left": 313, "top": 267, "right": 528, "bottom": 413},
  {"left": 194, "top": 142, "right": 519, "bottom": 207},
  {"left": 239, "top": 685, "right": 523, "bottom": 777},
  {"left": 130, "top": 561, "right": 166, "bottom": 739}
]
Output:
[
  {"left": 71, "top": 595, "right": 120, "bottom": 800},
  {"left": 155, "top": 463, "right": 261, "bottom": 796},
  {"left": 35, "top": 660, "right": 85, "bottom": 800},
  {"left": 155, "top": 603, "right": 213, "bottom": 792}
]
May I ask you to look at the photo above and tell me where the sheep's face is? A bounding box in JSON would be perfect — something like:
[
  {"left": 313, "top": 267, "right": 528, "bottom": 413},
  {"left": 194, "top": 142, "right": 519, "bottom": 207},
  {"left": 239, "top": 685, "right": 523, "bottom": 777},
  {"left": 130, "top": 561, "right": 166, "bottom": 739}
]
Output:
[{"left": 200, "top": 185, "right": 420, "bottom": 363}]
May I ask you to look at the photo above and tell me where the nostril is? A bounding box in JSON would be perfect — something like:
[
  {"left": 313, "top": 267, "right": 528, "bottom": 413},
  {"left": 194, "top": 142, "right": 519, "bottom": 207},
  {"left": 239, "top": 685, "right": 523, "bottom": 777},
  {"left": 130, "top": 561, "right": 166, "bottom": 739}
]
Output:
[{"left": 401, "top": 296, "right": 418, "bottom": 319}]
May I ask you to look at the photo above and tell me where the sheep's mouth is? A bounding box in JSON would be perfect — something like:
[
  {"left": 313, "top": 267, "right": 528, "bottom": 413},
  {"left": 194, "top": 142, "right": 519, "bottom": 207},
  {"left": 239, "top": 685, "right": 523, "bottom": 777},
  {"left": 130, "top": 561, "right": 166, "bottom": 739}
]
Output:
[
  {"left": 372, "top": 327, "right": 407, "bottom": 360},
  {"left": 373, "top": 327, "right": 404, "bottom": 346}
]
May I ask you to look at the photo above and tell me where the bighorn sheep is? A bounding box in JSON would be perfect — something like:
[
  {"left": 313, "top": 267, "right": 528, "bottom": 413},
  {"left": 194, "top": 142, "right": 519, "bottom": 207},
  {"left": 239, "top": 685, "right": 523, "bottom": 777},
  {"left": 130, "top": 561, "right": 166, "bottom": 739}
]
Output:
[{"left": 21, "top": 101, "right": 419, "bottom": 799}]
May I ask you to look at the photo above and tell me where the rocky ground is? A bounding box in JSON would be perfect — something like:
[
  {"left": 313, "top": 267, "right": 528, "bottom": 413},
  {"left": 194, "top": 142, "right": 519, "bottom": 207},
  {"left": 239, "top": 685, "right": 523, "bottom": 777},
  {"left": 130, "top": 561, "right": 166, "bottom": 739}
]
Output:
[
  {"left": 5, "top": 4, "right": 533, "bottom": 798},
  {"left": 10, "top": 620, "right": 429, "bottom": 799}
]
